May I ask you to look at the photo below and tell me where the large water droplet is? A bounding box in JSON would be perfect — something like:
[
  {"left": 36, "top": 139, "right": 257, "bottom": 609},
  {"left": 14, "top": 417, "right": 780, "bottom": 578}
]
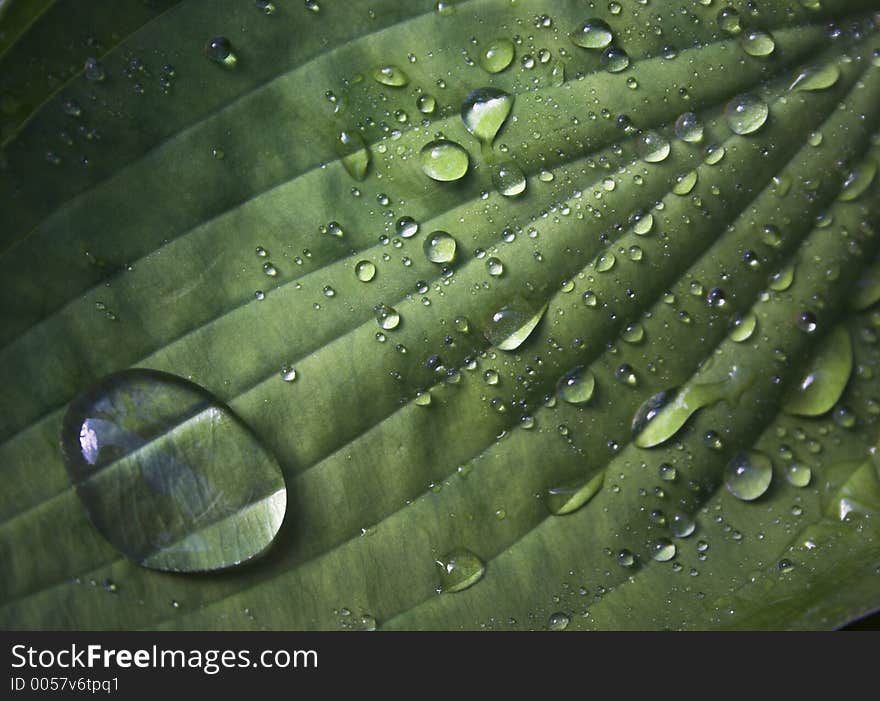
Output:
[
  {"left": 355, "top": 260, "right": 376, "bottom": 282},
  {"left": 480, "top": 38, "right": 515, "bottom": 73},
  {"left": 423, "top": 231, "right": 457, "bottom": 264},
  {"left": 600, "top": 46, "right": 630, "bottom": 72},
  {"left": 461, "top": 87, "right": 514, "bottom": 153},
  {"left": 569, "top": 18, "right": 613, "bottom": 49},
  {"left": 491, "top": 161, "right": 527, "bottom": 197},
  {"left": 60, "top": 370, "right": 287, "bottom": 572},
  {"left": 420, "top": 139, "right": 469, "bottom": 181},
  {"left": 633, "top": 366, "right": 754, "bottom": 448},
  {"left": 336, "top": 130, "right": 371, "bottom": 181},
  {"left": 783, "top": 325, "right": 852, "bottom": 416},
  {"left": 436, "top": 549, "right": 485, "bottom": 593},
  {"left": 724, "top": 94, "right": 769, "bottom": 135},
  {"left": 725, "top": 450, "right": 773, "bottom": 501},
  {"left": 674, "top": 112, "right": 704, "bottom": 143},
  {"left": 548, "top": 612, "right": 571, "bottom": 630},
  {"left": 484, "top": 298, "right": 548, "bottom": 351},
  {"left": 838, "top": 158, "right": 877, "bottom": 202},
  {"left": 544, "top": 473, "right": 605, "bottom": 515},
  {"left": 741, "top": 29, "right": 776, "bottom": 57},
  {"left": 557, "top": 365, "right": 596, "bottom": 404}
]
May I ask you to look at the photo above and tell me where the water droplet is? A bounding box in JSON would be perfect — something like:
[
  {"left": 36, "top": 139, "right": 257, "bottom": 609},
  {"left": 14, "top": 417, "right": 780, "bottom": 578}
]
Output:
[
  {"left": 636, "top": 131, "right": 671, "bottom": 163},
  {"left": 336, "top": 130, "right": 371, "bottom": 181},
  {"left": 717, "top": 7, "right": 742, "bottom": 35},
  {"left": 491, "top": 161, "right": 527, "bottom": 197},
  {"left": 600, "top": 46, "right": 630, "bottom": 72},
  {"left": 396, "top": 216, "right": 419, "bottom": 238},
  {"left": 548, "top": 612, "right": 570, "bottom": 630},
  {"left": 673, "top": 170, "right": 698, "bottom": 195},
  {"left": 355, "top": 260, "right": 376, "bottom": 282},
  {"left": 633, "top": 212, "right": 654, "bottom": 235},
  {"left": 595, "top": 251, "right": 616, "bottom": 272},
  {"left": 783, "top": 325, "right": 852, "bottom": 416},
  {"left": 725, "top": 450, "right": 773, "bottom": 501},
  {"left": 480, "top": 38, "right": 515, "bottom": 73},
  {"left": 436, "top": 550, "right": 485, "bottom": 593},
  {"left": 423, "top": 231, "right": 457, "bottom": 264},
  {"left": 674, "top": 112, "right": 704, "bottom": 143},
  {"left": 650, "top": 538, "right": 677, "bottom": 562},
  {"left": 741, "top": 29, "right": 775, "bottom": 57},
  {"left": 838, "top": 158, "right": 877, "bottom": 202},
  {"left": 372, "top": 65, "right": 409, "bottom": 87},
  {"left": 725, "top": 94, "right": 769, "bottom": 135},
  {"left": 790, "top": 63, "right": 840, "bottom": 92},
  {"left": 785, "top": 463, "right": 812, "bottom": 487},
  {"left": 417, "top": 94, "right": 436, "bottom": 114},
  {"left": 461, "top": 87, "right": 514, "bottom": 152},
  {"left": 374, "top": 303, "right": 401, "bottom": 331},
  {"left": 633, "top": 365, "right": 754, "bottom": 448},
  {"left": 205, "top": 37, "right": 237, "bottom": 68},
  {"left": 84, "top": 57, "right": 106, "bottom": 82},
  {"left": 262, "top": 262, "right": 278, "bottom": 277},
  {"left": 730, "top": 312, "right": 758, "bottom": 342},
  {"left": 545, "top": 473, "right": 605, "bottom": 515},
  {"left": 617, "top": 549, "right": 636, "bottom": 568},
  {"left": 255, "top": 0, "right": 276, "bottom": 14},
  {"left": 420, "top": 139, "right": 469, "bottom": 182},
  {"left": 486, "top": 257, "right": 504, "bottom": 277},
  {"left": 671, "top": 512, "right": 696, "bottom": 538},
  {"left": 280, "top": 365, "right": 297, "bottom": 382},
  {"left": 60, "top": 370, "right": 287, "bottom": 572},
  {"left": 616, "top": 364, "right": 638, "bottom": 386},
  {"left": 484, "top": 299, "right": 547, "bottom": 351},
  {"left": 569, "top": 18, "right": 613, "bottom": 49},
  {"left": 852, "top": 262, "right": 880, "bottom": 311},
  {"left": 557, "top": 365, "right": 596, "bottom": 404}
]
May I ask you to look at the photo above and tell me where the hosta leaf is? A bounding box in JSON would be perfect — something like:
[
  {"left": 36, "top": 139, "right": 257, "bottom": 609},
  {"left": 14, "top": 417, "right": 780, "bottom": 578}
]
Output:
[{"left": 1, "top": 0, "right": 879, "bottom": 631}]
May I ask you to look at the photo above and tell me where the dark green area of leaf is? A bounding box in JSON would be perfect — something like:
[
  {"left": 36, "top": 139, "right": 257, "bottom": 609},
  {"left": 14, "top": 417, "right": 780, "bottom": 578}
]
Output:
[{"left": 0, "top": 0, "right": 879, "bottom": 630}]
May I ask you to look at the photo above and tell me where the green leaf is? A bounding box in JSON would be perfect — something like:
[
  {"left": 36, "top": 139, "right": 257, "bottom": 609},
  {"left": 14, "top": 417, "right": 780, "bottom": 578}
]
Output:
[{"left": 1, "top": 0, "right": 879, "bottom": 631}]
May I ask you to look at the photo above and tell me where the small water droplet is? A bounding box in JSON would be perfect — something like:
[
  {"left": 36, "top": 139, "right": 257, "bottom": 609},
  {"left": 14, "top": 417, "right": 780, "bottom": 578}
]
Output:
[
  {"left": 396, "top": 216, "right": 419, "bottom": 238},
  {"left": 486, "top": 257, "right": 504, "bottom": 277},
  {"left": 491, "top": 161, "right": 527, "bottom": 197},
  {"left": 636, "top": 131, "right": 671, "bottom": 163},
  {"left": 204, "top": 37, "right": 237, "bottom": 68},
  {"left": 741, "top": 29, "right": 775, "bottom": 57},
  {"left": 557, "top": 365, "right": 596, "bottom": 404},
  {"left": 600, "top": 46, "right": 630, "bottom": 73},
  {"left": 674, "top": 112, "right": 704, "bottom": 143},
  {"left": 671, "top": 512, "right": 696, "bottom": 538},
  {"left": 548, "top": 611, "right": 570, "bottom": 630},
  {"left": 786, "top": 463, "right": 812, "bottom": 487},
  {"left": 280, "top": 365, "right": 297, "bottom": 382},
  {"left": 650, "top": 538, "right": 677, "bottom": 562}
]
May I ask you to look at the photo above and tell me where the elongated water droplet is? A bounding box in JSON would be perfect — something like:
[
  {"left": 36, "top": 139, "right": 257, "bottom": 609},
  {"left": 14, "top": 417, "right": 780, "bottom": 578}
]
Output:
[
  {"left": 633, "top": 365, "right": 754, "bottom": 448},
  {"left": 484, "top": 298, "right": 547, "bottom": 351},
  {"left": 730, "top": 312, "right": 758, "bottom": 342},
  {"left": 725, "top": 94, "right": 769, "bottom": 135},
  {"left": 436, "top": 550, "right": 485, "bottom": 593},
  {"left": 725, "top": 450, "right": 773, "bottom": 501},
  {"left": 480, "top": 38, "right": 515, "bottom": 73},
  {"left": 205, "top": 37, "right": 237, "bottom": 68},
  {"left": 544, "top": 472, "right": 605, "bottom": 515},
  {"left": 461, "top": 87, "right": 514, "bottom": 153},
  {"left": 852, "top": 261, "right": 880, "bottom": 310},
  {"left": 790, "top": 63, "right": 840, "bottom": 92},
  {"left": 569, "top": 18, "right": 613, "bottom": 49},
  {"left": 372, "top": 64, "right": 409, "bottom": 87},
  {"left": 423, "top": 231, "right": 457, "bottom": 264},
  {"left": 60, "top": 370, "right": 287, "bottom": 572},
  {"left": 374, "top": 303, "right": 401, "bottom": 331},
  {"left": 420, "top": 139, "right": 469, "bottom": 181},
  {"left": 491, "top": 161, "right": 527, "bottom": 197},
  {"left": 838, "top": 158, "right": 877, "bottom": 202},
  {"left": 783, "top": 325, "right": 852, "bottom": 416},
  {"left": 336, "top": 130, "right": 370, "bottom": 181}
]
